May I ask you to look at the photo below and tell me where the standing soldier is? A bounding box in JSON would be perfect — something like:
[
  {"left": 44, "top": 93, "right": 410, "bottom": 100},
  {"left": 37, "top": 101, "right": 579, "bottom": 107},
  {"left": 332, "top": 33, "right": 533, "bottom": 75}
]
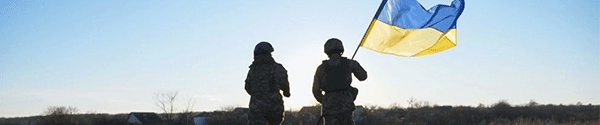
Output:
[
  {"left": 245, "top": 41, "right": 291, "bottom": 125},
  {"left": 313, "top": 38, "right": 367, "bottom": 125}
]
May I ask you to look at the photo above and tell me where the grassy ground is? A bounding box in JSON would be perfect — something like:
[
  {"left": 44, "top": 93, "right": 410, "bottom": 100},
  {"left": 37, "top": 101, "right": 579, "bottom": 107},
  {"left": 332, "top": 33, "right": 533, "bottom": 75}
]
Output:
[{"left": 1, "top": 101, "right": 598, "bottom": 125}]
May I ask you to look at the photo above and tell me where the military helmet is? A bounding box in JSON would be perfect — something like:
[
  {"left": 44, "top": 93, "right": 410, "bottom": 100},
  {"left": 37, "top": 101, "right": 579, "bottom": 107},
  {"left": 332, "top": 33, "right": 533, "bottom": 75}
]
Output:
[
  {"left": 254, "top": 41, "right": 274, "bottom": 55},
  {"left": 324, "top": 38, "right": 344, "bottom": 54}
]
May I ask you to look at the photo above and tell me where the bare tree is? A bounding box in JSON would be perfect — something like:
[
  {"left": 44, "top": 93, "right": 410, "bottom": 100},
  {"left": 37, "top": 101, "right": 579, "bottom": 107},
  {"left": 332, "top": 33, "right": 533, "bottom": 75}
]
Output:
[
  {"left": 407, "top": 97, "right": 432, "bottom": 108},
  {"left": 219, "top": 105, "right": 236, "bottom": 112},
  {"left": 182, "top": 95, "right": 196, "bottom": 113},
  {"left": 155, "top": 91, "right": 178, "bottom": 124},
  {"left": 526, "top": 99, "right": 538, "bottom": 107},
  {"left": 41, "top": 106, "right": 79, "bottom": 125},
  {"left": 180, "top": 95, "right": 197, "bottom": 125}
]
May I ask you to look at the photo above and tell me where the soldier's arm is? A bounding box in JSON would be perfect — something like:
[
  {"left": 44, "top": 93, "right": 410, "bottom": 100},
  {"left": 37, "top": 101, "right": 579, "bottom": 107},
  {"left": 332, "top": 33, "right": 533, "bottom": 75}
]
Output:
[
  {"left": 244, "top": 70, "right": 252, "bottom": 95},
  {"left": 312, "top": 65, "right": 325, "bottom": 103},
  {"left": 350, "top": 60, "right": 367, "bottom": 81},
  {"left": 274, "top": 64, "right": 290, "bottom": 96}
]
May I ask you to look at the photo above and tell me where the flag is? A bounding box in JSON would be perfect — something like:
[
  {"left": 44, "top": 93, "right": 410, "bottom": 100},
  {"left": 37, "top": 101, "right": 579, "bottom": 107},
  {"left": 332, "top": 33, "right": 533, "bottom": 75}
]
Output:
[{"left": 360, "top": 0, "right": 464, "bottom": 57}]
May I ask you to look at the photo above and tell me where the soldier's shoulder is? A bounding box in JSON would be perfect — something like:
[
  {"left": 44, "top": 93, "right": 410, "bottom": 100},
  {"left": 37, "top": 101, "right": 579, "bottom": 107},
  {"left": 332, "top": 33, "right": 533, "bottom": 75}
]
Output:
[
  {"left": 315, "top": 62, "right": 327, "bottom": 73},
  {"left": 318, "top": 59, "right": 329, "bottom": 67},
  {"left": 341, "top": 57, "right": 359, "bottom": 64},
  {"left": 273, "top": 62, "right": 284, "bottom": 67},
  {"left": 340, "top": 57, "right": 352, "bottom": 61},
  {"left": 272, "top": 62, "right": 287, "bottom": 70}
]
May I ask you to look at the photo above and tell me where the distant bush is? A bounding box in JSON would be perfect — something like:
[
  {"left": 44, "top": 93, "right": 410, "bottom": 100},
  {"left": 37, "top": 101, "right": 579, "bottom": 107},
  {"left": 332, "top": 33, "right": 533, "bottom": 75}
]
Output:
[
  {"left": 199, "top": 100, "right": 599, "bottom": 125},
  {"left": 491, "top": 100, "right": 513, "bottom": 119},
  {"left": 3, "top": 101, "right": 598, "bottom": 125},
  {"left": 82, "top": 113, "right": 127, "bottom": 125},
  {"left": 40, "top": 106, "right": 80, "bottom": 125},
  {"left": 33, "top": 107, "right": 129, "bottom": 125},
  {"left": 0, "top": 118, "right": 22, "bottom": 125}
]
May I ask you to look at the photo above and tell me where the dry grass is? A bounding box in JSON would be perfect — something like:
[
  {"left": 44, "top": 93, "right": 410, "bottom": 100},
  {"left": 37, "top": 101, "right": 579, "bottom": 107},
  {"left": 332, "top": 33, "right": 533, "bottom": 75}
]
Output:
[{"left": 485, "top": 118, "right": 600, "bottom": 125}]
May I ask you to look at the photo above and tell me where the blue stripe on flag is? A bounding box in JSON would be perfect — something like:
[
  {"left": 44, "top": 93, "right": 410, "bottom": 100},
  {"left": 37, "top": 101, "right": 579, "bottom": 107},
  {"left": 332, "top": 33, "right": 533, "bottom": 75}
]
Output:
[{"left": 376, "top": 0, "right": 464, "bottom": 32}]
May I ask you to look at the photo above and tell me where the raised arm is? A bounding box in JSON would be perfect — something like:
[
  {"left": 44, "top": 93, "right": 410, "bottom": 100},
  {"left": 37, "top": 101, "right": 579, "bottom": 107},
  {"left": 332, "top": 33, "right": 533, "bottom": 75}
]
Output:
[{"left": 349, "top": 60, "right": 367, "bottom": 81}]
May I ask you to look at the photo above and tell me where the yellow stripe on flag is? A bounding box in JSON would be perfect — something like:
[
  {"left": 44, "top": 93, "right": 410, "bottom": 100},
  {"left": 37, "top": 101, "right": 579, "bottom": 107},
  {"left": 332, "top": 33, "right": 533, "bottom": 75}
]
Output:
[{"left": 361, "top": 20, "right": 457, "bottom": 57}]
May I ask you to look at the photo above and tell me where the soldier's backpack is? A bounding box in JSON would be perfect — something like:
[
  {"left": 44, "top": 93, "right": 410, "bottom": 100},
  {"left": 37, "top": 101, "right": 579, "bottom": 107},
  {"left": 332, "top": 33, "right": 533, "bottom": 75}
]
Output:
[
  {"left": 323, "top": 58, "right": 351, "bottom": 92},
  {"left": 323, "top": 58, "right": 358, "bottom": 101}
]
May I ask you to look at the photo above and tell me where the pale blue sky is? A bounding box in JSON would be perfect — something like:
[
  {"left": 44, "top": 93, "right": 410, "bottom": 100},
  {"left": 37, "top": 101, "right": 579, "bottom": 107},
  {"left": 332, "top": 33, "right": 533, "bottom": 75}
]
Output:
[{"left": 1, "top": 0, "right": 598, "bottom": 117}]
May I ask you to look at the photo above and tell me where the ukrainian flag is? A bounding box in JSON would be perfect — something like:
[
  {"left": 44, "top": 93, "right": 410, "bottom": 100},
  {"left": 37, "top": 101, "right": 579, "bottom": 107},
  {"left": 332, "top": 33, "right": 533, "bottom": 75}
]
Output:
[{"left": 360, "top": 0, "right": 464, "bottom": 57}]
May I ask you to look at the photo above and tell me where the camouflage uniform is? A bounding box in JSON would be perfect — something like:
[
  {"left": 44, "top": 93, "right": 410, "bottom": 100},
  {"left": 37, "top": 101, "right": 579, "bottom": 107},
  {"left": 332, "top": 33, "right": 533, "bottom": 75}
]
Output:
[
  {"left": 313, "top": 57, "right": 367, "bottom": 125},
  {"left": 245, "top": 54, "right": 290, "bottom": 125}
]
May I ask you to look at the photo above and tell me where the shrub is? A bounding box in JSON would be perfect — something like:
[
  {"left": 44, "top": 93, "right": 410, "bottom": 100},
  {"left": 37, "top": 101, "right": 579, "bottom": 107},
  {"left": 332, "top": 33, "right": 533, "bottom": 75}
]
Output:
[{"left": 40, "top": 106, "right": 80, "bottom": 125}]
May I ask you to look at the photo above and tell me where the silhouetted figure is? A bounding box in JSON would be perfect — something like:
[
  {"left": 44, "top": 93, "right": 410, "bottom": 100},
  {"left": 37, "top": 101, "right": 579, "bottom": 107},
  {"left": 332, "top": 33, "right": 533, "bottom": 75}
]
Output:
[
  {"left": 313, "top": 38, "right": 367, "bottom": 125},
  {"left": 245, "top": 41, "right": 291, "bottom": 125}
]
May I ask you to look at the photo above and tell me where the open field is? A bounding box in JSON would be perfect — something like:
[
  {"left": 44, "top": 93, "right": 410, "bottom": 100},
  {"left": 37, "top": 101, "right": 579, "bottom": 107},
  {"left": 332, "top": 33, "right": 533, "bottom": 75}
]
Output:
[
  {"left": 2, "top": 101, "right": 597, "bottom": 125},
  {"left": 207, "top": 103, "right": 599, "bottom": 125}
]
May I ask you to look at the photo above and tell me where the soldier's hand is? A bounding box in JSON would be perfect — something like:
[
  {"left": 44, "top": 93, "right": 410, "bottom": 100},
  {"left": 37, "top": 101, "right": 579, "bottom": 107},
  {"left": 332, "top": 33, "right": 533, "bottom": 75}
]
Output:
[{"left": 283, "top": 91, "right": 290, "bottom": 97}]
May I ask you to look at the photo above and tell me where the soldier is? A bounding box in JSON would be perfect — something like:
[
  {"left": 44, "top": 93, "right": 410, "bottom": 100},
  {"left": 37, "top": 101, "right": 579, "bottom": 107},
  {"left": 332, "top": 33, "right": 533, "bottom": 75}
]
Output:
[
  {"left": 245, "top": 41, "right": 291, "bottom": 125},
  {"left": 312, "top": 38, "right": 367, "bottom": 125}
]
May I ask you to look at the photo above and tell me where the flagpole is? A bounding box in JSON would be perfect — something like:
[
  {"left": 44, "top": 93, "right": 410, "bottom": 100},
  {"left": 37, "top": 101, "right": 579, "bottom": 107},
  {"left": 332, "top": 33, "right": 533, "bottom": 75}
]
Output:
[{"left": 351, "top": 0, "right": 388, "bottom": 60}]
